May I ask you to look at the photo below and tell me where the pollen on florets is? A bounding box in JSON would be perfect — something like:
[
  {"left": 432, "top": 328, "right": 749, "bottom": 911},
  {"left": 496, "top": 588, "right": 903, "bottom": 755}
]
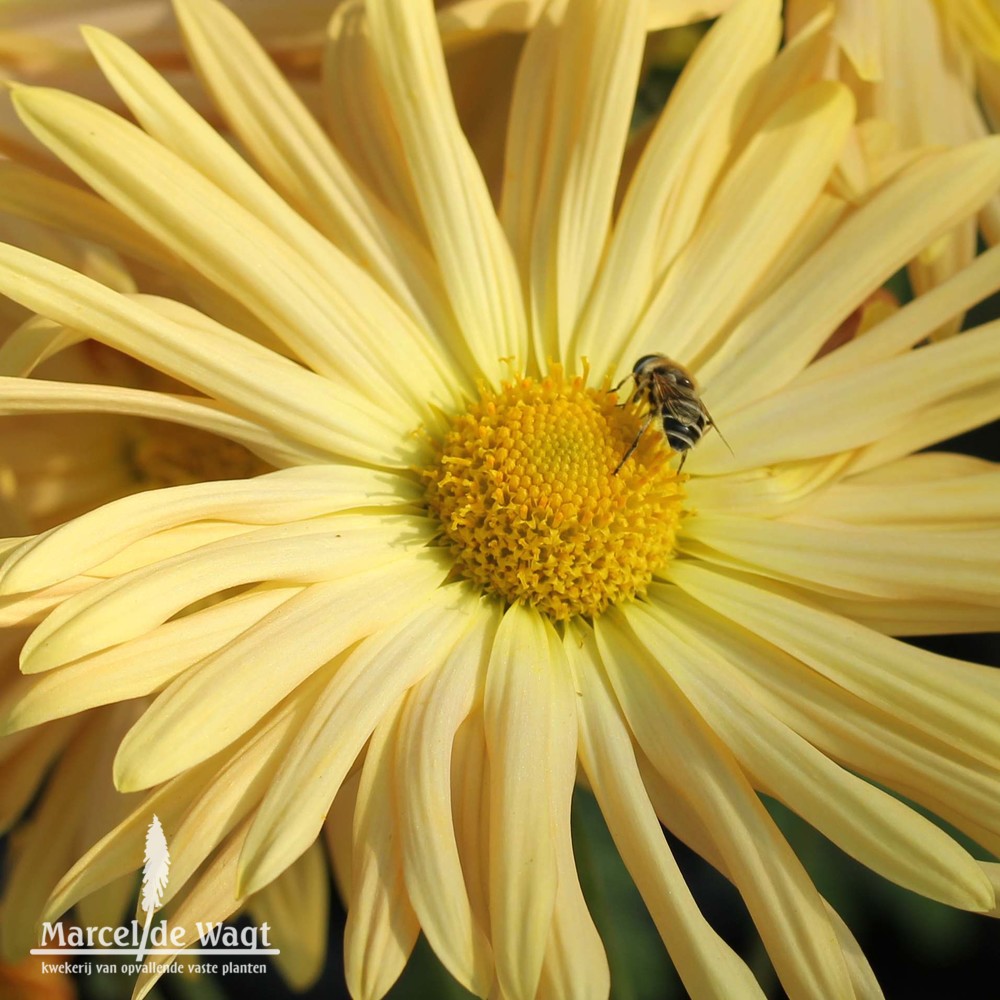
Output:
[{"left": 421, "top": 365, "right": 684, "bottom": 620}]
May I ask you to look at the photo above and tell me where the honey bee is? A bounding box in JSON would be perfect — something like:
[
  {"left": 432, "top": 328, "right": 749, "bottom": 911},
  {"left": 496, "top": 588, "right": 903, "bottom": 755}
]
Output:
[{"left": 610, "top": 354, "right": 728, "bottom": 474}]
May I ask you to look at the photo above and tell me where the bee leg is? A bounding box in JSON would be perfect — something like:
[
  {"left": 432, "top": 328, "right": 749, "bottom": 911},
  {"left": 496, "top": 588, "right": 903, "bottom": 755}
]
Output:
[
  {"left": 676, "top": 450, "right": 688, "bottom": 473},
  {"left": 608, "top": 375, "right": 631, "bottom": 394},
  {"left": 613, "top": 413, "right": 653, "bottom": 475}
]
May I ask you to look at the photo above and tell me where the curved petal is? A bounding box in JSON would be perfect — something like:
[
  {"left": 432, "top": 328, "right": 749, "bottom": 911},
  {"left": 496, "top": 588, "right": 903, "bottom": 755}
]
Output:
[
  {"left": 537, "top": 629, "right": 605, "bottom": 1000},
  {"left": 696, "top": 319, "right": 1000, "bottom": 474},
  {"left": 114, "top": 552, "right": 447, "bottom": 791},
  {"left": 167, "top": 0, "right": 466, "bottom": 389},
  {"left": 793, "top": 242, "right": 1000, "bottom": 387},
  {"left": 0, "top": 586, "right": 301, "bottom": 733},
  {"left": 248, "top": 839, "right": 329, "bottom": 991},
  {"left": 683, "top": 513, "right": 1000, "bottom": 604},
  {"left": 0, "top": 246, "right": 407, "bottom": 464},
  {"left": 1, "top": 465, "right": 418, "bottom": 593},
  {"left": 323, "top": 1, "right": 425, "bottom": 236},
  {"left": 649, "top": 583, "right": 1000, "bottom": 868},
  {"left": 344, "top": 705, "right": 419, "bottom": 1000},
  {"left": 637, "top": 749, "right": 884, "bottom": 1000},
  {"left": 625, "top": 81, "right": 855, "bottom": 370},
  {"left": 366, "top": 0, "right": 528, "bottom": 382},
  {"left": 501, "top": 0, "right": 646, "bottom": 362},
  {"left": 628, "top": 598, "right": 995, "bottom": 911},
  {"left": 802, "top": 452, "right": 1000, "bottom": 527},
  {"left": 483, "top": 603, "right": 572, "bottom": 1000},
  {"left": 14, "top": 513, "right": 430, "bottom": 670},
  {"left": 565, "top": 622, "right": 766, "bottom": 999},
  {"left": 238, "top": 588, "right": 477, "bottom": 898},
  {"left": 851, "top": 380, "right": 1000, "bottom": 474},
  {"left": 394, "top": 602, "right": 499, "bottom": 996},
  {"left": 0, "top": 160, "right": 175, "bottom": 271},
  {"left": 668, "top": 561, "right": 1000, "bottom": 768},
  {"left": 153, "top": 673, "right": 330, "bottom": 910},
  {"left": 596, "top": 609, "right": 856, "bottom": 1000},
  {"left": 573, "top": 0, "right": 781, "bottom": 376},
  {"left": 130, "top": 817, "right": 251, "bottom": 1000},
  {"left": 702, "top": 139, "right": 1000, "bottom": 412},
  {"left": 450, "top": 710, "right": 491, "bottom": 942},
  {"left": 11, "top": 84, "right": 455, "bottom": 416},
  {"left": 0, "top": 375, "right": 326, "bottom": 469}
]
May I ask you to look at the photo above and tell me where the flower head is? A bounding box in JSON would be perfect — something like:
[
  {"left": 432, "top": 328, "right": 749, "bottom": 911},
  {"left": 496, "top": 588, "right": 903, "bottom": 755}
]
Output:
[{"left": 2, "top": 1, "right": 1000, "bottom": 998}]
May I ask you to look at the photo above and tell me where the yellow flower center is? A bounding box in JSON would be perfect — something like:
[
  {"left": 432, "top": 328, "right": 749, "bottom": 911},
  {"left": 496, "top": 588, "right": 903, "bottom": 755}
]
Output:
[
  {"left": 128, "top": 422, "right": 272, "bottom": 488},
  {"left": 422, "top": 366, "right": 684, "bottom": 621}
]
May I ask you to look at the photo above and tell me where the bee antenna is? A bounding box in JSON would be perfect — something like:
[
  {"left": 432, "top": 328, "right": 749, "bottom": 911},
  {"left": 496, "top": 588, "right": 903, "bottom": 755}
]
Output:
[{"left": 705, "top": 407, "right": 735, "bottom": 456}]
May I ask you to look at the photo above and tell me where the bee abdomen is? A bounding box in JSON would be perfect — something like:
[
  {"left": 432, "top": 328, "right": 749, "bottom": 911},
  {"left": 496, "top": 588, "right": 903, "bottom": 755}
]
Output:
[{"left": 661, "top": 415, "right": 704, "bottom": 453}]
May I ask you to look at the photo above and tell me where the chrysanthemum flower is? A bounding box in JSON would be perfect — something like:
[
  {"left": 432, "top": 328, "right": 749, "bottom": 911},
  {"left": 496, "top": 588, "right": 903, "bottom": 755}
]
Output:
[
  {"left": 2, "top": 0, "right": 1000, "bottom": 998},
  {"left": 786, "top": 0, "right": 1000, "bottom": 330}
]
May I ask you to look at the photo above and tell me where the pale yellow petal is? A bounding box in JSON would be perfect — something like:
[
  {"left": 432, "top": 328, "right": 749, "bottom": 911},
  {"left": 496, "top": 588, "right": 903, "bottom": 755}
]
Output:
[
  {"left": 12, "top": 85, "right": 452, "bottom": 416},
  {"left": 796, "top": 455, "right": 1000, "bottom": 527},
  {"left": 344, "top": 705, "right": 419, "bottom": 1000},
  {"left": 850, "top": 381, "right": 1000, "bottom": 474},
  {"left": 394, "top": 603, "right": 499, "bottom": 996},
  {"left": 629, "top": 598, "right": 995, "bottom": 910},
  {"left": 624, "top": 82, "right": 854, "bottom": 369},
  {"left": 697, "top": 320, "right": 1000, "bottom": 474},
  {"left": 0, "top": 245, "right": 406, "bottom": 464},
  {"left": 537, "top": 627, "right": 606, "bottom": 1000},
  {"left": 169, "top": 2, "right": 430, "bottom": 316},
  {"left": 114, "top": 553, "right": 446, "bottom": 791},
  {"left": 566, "top": 621, "right": 776, "bottom": 999},
  {"left": 324, "top": 769, "right": 361, "bottom": 904},
  {"left": 795, "top": 242, "right": 1000, "bottom": 387},
  {"left": 0, "top": 587, "right": 301, "bottom": 732},
  {"left": 596, "top": 608, "right": 855, "bottom": 999},
  {"left": 638, "top": 750, "right": 883, "bottom": 1000},
  {"left": 248, "top": 839, "right": 329, "bottom": 991},
  {"left": 450, "top": 710, "right": 491, "bottom": 942},
  {"left": 499, "top": 0, "right": 566, "bottom": 365},
  {"left": 684, "top": 513, "right": 1000, "bottom": 603},
  {"left": 573, "top": 0, "right": 781, "bottom": 376},
  {"left": 731, "top": 3, "right": 833, "bottom": 154},
  {"left": 0, "top": 159, "right": 175, "bottom": 272},
  {"left": 484, "top": 603, "right": 570, "bottom": 1000},
  {"left": 702, "top": 140, "right": 1000, "bottom": 412},
  {"left": 324, "top": 1, "right": 426, "bottom": 236},
  {"left": 829, "top": 0, "right": 883, "bottom": 81},
  {"left": 668, "top": 561, "right": 1000, "bottom": 767},
  {"left": 155, "top": 675, "right": 332, "bottom": 916},
  {"left": 2, "top": 465, "right": 417, "bottom": 593},
  {"left": 505, "top": 0, "right": 647, "bottom": 361},
  {"left": 164, "top": 1, "right": 465, "bottom": 390},
  {"left": 44, "top": 753, "right": 224, "bottom": 922},
  {"left": 652, "top": 584, "right": 1000, "bottom": 870},
  {"left": 0, "top": 375, "right": 323, "bottom": 469},
  {"left": 239, "top": 590, "right": 477, "bottom": 898},
  {"left": 15, "top": 513, "right": 428, "bottom": 670},
  {"left": 817, "top": 594, "right": 1000, "bottom": 636},
  {"left": 366, "top": 0, "right": 528, "bottom": 381}
]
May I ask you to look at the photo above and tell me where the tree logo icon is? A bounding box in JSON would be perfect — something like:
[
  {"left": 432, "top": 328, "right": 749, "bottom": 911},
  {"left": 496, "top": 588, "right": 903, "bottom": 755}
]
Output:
[{"left": 135, "top": 815, "right": 170, "bottom": 962}]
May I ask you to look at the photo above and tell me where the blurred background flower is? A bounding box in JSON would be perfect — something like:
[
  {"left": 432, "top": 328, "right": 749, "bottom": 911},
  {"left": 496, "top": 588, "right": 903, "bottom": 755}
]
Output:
[{"left": 786, "top": 0, "right": 1000, "bottom": 336}]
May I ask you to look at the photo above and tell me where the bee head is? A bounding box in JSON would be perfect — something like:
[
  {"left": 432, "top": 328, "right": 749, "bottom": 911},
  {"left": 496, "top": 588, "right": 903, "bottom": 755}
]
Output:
[{"left": 632, "top": 354, "right": 664, "bottom": 374}]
